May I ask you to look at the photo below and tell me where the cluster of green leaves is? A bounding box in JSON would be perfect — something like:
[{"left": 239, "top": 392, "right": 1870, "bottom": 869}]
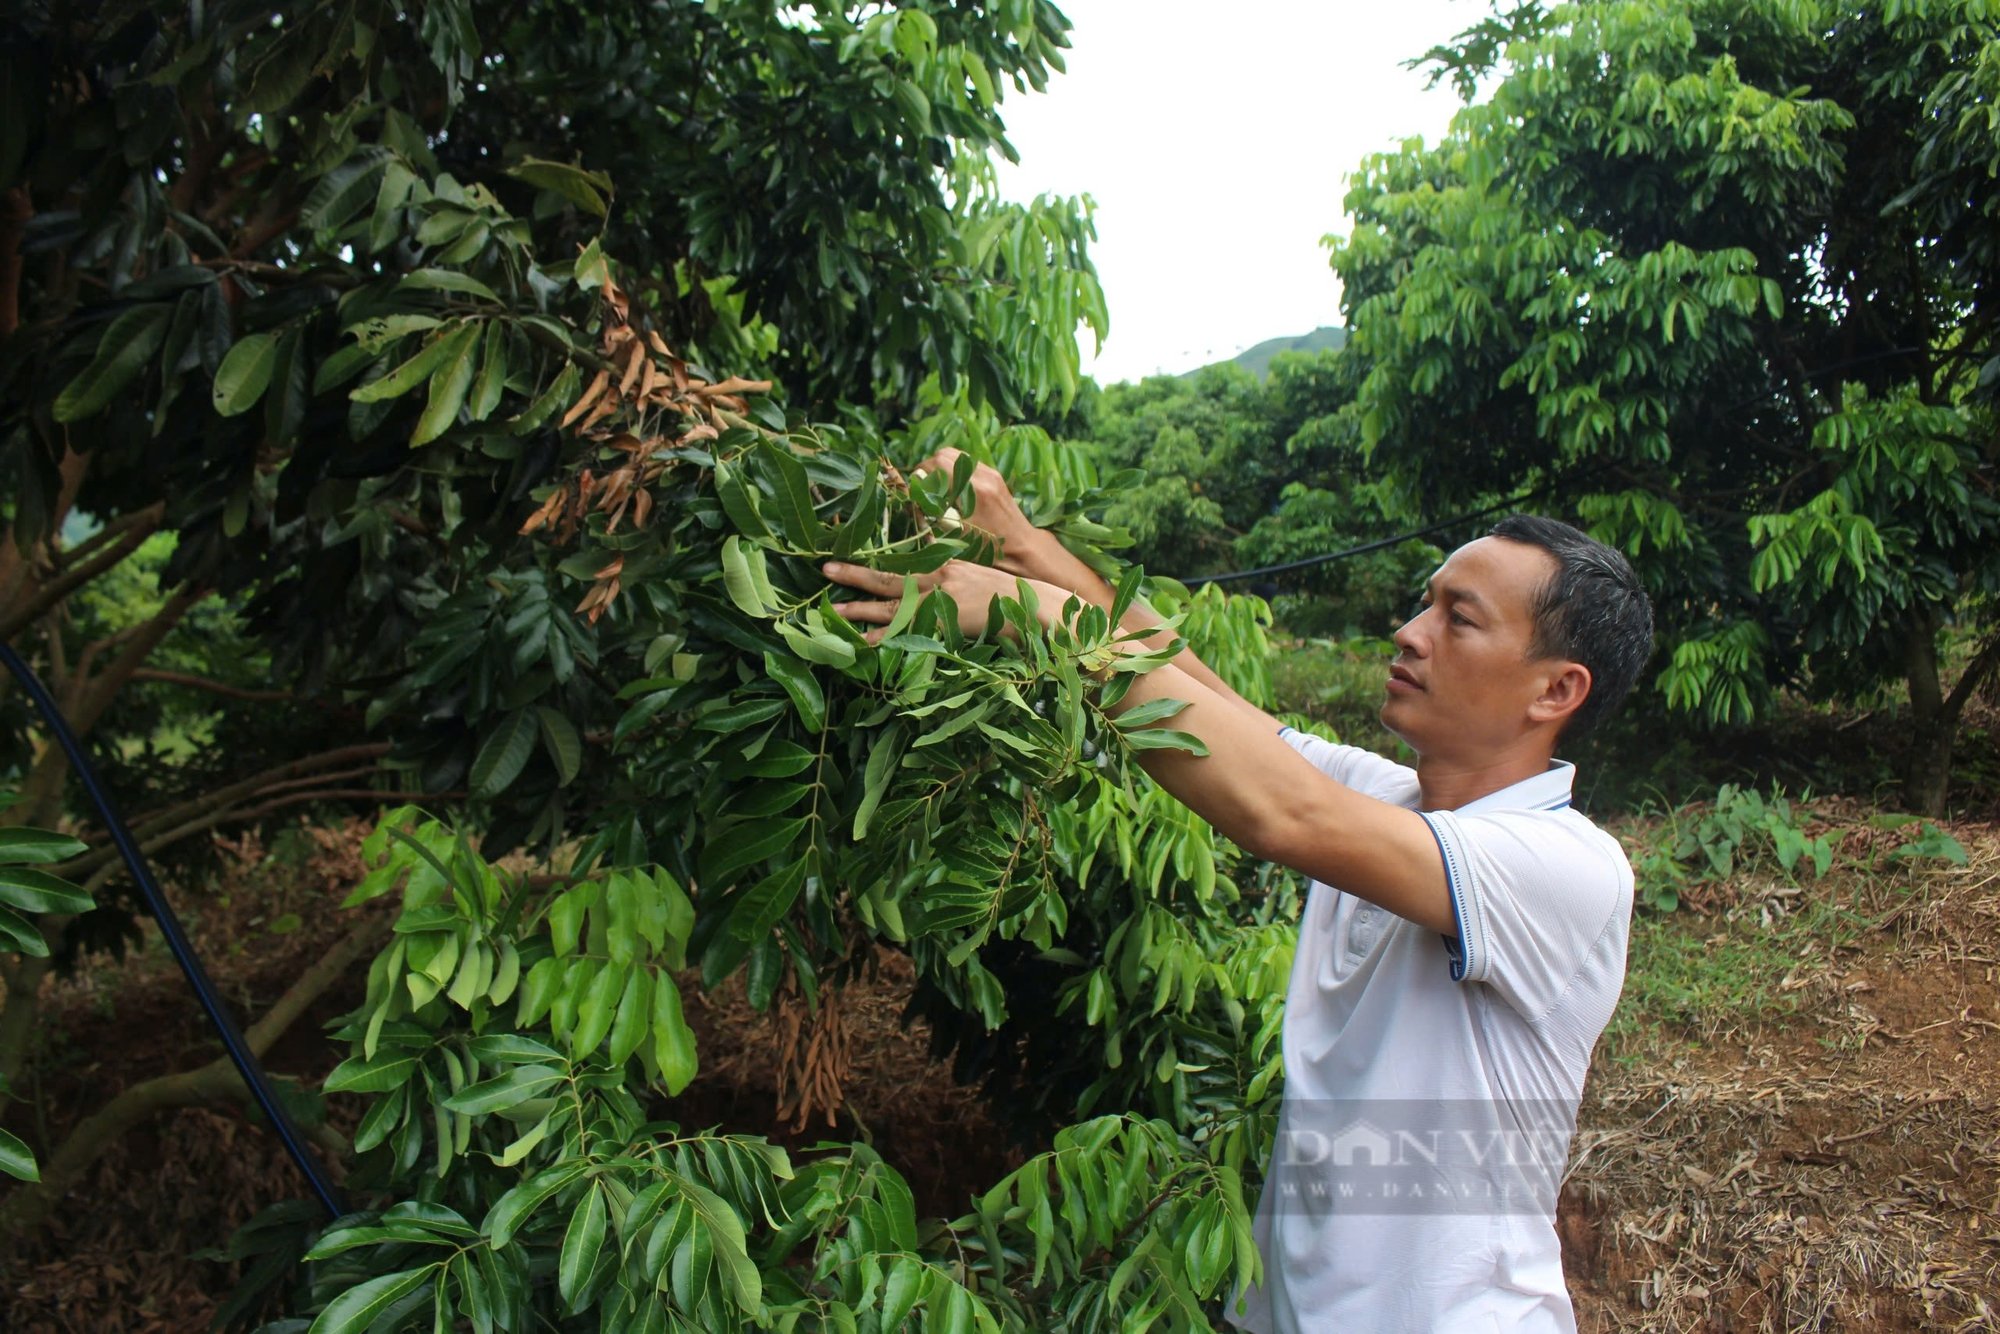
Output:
[
  {"left": 1329, "top": 0, "right": 2000, "bottom": 798},
  {"left": 1060, "top": 353, "right": 1435, "bottom": 636},
  {"left": 0, "top": 0, "right": 1112, "bottom": 982},
  {"left": 1629, "top": 782, "right": 1968, "bottom": 912},
  {"left": 0, "top": 827, "right": 90, "bottom": 1181},
  {"left": 226, "top": 808, "right": 1261, "bottom": 1332}
]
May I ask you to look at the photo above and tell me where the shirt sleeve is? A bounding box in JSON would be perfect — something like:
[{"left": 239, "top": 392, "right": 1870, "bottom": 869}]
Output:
[
  {"left": 1277, "top": 726, "right": 1420, "bottom": 804},
  {"left": 1418, "top": 808, "right": 1631, "bottom": 1022}
]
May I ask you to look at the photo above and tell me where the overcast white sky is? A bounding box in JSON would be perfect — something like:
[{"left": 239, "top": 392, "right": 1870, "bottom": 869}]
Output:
[{"left": 992, "top": 0, "right": 1478, "bottom": 384}]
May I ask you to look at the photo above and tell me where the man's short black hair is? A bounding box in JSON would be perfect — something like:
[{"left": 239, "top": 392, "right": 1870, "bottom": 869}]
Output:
[{"left": 1488, "top": 514, "right": 1654, "bottom": 741}]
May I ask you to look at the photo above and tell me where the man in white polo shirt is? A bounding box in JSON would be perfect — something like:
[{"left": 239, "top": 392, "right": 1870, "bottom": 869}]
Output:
[{"left": 824, "top": 462, "right": 1654, "bottom": 1330}]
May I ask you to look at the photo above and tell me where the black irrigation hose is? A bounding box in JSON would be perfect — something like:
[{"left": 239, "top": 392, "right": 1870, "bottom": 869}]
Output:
[
  {"left": 0, "top": 641, "right": 345, "bottom": 1220},
  {"left": 1180, "top": 488, "right": 1553, "bottom": 587}
]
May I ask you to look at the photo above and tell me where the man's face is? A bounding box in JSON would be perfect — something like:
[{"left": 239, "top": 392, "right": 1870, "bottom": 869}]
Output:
[{"left": 1380, "top": 537, "right": 1566, "bottom": 758}]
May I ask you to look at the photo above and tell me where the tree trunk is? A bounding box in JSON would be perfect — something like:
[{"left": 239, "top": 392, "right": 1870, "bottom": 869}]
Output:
[
  {"left": 1902, "top": 614, "right": 2000, "bottom": 818},
  {"left": 1904, "top": 609, "right": 1951, "bottom": 816}
]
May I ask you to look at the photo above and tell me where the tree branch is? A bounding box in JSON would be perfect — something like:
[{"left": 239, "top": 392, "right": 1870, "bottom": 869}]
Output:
[
  {"left": 55, "top": 743, "right": 395, "bottom": 880},
  {"left": 0, "top": 504, "right": 166, "bottom": 642},
  {"left": 64, "top": 586, "right": 203, "bottom": 737},
  {"left": 7, "top": 588, "right": 206, "bottom": 829},
  {"left": 1942, "top": 628, "right": 2000, "bottom": 730},
  {"left": 54, "top": 504, "right": 169, "bottom": 574},
  {"left": 0, "top": 917, "right": 387, "bottom": 1247},
  {"left": 125, "top": 670, "right": 303, "bottom": 704},
  {"left": 73, "top": 790, "right": 452, "bottom": 901}
]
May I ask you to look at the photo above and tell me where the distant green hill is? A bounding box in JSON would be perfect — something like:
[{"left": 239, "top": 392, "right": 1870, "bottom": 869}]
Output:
[{"left": 1188, "top": 326, "right": 1347, "bottom": 379}]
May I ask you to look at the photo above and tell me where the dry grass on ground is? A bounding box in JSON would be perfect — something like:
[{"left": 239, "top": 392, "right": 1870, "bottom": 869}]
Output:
[{"left": 1566, "top": 809, "right": 2000, "bottom": 1333}]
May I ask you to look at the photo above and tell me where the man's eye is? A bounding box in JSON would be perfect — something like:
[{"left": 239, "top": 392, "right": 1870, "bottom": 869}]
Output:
[{"left": 1450, "top": 611, "right": 1474, "bottom": 627}]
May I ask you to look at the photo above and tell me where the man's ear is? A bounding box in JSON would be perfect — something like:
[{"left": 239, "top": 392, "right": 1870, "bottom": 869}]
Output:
[{"left": 1528, "top": 661, "right": 1592, "bottom": 728}]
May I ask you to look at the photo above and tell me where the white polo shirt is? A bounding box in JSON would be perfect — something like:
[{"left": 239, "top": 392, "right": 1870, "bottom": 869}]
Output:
[{"left": 1230, "top": 728, "right": 1632, "bottom": 1334}]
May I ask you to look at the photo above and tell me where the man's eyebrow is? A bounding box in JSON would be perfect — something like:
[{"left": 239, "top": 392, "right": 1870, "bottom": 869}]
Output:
[{"left": 1434, "top": 581, "right": 1487, "bottom": 609}]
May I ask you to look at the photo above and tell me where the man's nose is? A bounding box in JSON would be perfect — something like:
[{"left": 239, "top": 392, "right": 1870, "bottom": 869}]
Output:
[{"left": 1393, "top": 608, "right": 1429, "bottom": 656}]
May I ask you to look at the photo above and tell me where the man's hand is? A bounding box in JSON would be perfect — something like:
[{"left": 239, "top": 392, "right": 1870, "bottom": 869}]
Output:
[
  {"left": 905, "top": 448, "right": 1280, "bottom": 730},
  {"left": 910, "top": 447, "right": 1060, "bottom": 580},
  {"left": 822, "top": 559, "right": 1067, "bottom": 645}
]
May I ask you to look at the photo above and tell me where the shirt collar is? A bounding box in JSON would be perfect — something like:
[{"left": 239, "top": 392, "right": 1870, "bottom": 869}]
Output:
[{"left": 1452, "top": 759, "right": 1576, "bottom": 815}]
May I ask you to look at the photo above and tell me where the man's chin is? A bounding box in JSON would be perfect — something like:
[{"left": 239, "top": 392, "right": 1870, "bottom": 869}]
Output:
[{"left": 1377, "top": 700, "right": 1416, "bottom": 748}]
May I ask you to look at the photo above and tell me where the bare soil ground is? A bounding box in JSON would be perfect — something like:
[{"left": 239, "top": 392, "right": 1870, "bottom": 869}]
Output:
[
  {"left": 1, "top": 812, "right": 1995, "bottom": 1331},
  {"left": 1566, "top": 811, "right": 2000, "bottom": 1332}
]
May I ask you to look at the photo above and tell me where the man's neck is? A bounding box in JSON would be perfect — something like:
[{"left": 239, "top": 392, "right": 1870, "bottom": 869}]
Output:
[{"left": 1414, "top": 740, "right": 1560, "bottom": 813}]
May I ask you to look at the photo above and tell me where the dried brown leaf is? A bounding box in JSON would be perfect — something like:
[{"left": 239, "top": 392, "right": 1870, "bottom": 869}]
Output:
[{"left": 561, "top": 370, "right": 611, "bottom": 429}]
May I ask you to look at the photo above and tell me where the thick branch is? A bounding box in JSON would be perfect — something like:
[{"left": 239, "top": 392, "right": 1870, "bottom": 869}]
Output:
[
  {"left": 0, "top": 918, "right": 386, "bottom": 1246},
  {"left": 0, "top": 504, "right": 166, "bottom": 642},
  {"left": 56, "top": 743, "right": 394, "bottom": 880},
  {"left": 75, "top": 788, "right": 448, "bottom": 898},
  {"left": 55, "top": 504, "right": 169, "bottom": 574},
  {"left": 126, "top": 669, "right": 301, "bottom": 704},
  {"left": 1941, "top": 629, "right": 2000, "bottom": 731},
  {"left": 64, "top": 586, "right": 202, "bottom": 737},
  {"left": 0, "top": 954, "right": 51, "bottom": 1091},
  {"left": 7, "top": 588, "right": 204, "bottom": 828}
]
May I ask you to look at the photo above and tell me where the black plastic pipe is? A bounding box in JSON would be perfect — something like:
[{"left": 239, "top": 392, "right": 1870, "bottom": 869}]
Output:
[{"left": 1, "top": 641, "right": 344, "bottom": 1218}]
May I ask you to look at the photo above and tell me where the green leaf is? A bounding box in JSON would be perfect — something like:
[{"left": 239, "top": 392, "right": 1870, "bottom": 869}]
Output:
[
  {"left": 0, "top": 829, "right": 88, "bottom": 866},
  {"left": 721, "top": 536, "right": 772, "bottom": 618},
  {"left": 558, "top": 1184, "right": 607, "bottom": 1309},
  {"left": 852, "top": 729, "right": 907, "bottom": 840},
  {"left": 652, "top": 976, "right": 699, "bottom": 1095},
  {"left": 1112, "top": 698, "right": 1192, "bottom": 730},
  {"left": 485, "top": 1160, "right": 591, "bottom": 1247},
  {"left": 0, "top": 1126, "right": 38, "bottom": 1182},
  {"left": 494, "top": 1110, "right": 553, "bottom": 1168},
  {"left": 512, "top": 362, "right": 580, "bottom": 436},
  {"left": 759, "top": 440, "right": 824, "bottom": 548},
  {"left": 508, "top": 157, "right": 612, "bottom": 218},
  {"left": 713, "top": 458, "right": 774, "bottom": 542},
  {"left": 763, "top": 653, "right": 826, "bottom": 732},
  {"left": 471, "top": 711, "right": 539, "bottom": 798},
  {"left": 210, "top": 332, "right": 281, "bottom": 417},
  {"left": 0, "top": 906, "right": 51, "bottom": 957},
  {"left": 303, "top": 155, "right": 386, "bottom": 231},
  {"left": 694, "top": 698, "right": 788, "bottom": 733},
  {"left": 350, "top": 326, "right": 462, "bottom": 403},
  {"left": 700, "top": 860, "right": 808, "bottom": 985},
  {"left": 776, "top": 622, "right": 856, "bottom": 668},
  {"left": 467, "top": 1034, "right": 564, "bottom": 1065},
  {"left": 410, "top": 323, "right": 481, "bottom": 446},
  {"left": 678, "top": 1179, "right": 761, "bottom": 1312},
  {"left": 468, "top": 319, "right": 509, "bottom": 422},
  {"left": 324, "top": 1051, "right": 421, "bottom": 1094},
  {"left": 306, "top": 1264, "right": 439, "bottom": 1334},
  {"left": 0, "top": 866, "right": 93, "bottom": 916},
  {"left": 1120, "top": 728, "right": 1210, "bottom": 757},
  {"left": 605, "top": 965, "right": 652, "bottom": 1066},
  {"left": 880, "top": 1256, "right": 924, "bottom": 1331},
  {"left": 568, "top": 960, "right": 626, "bottom": 1055},
  {"left": 440, "top": 1065, "right": 564, "bottom": 1115},
  {"left": 54, "top": 305, "right": 171, "bottom": 422},
  {"left": 535, "top": 707, "right": 583, "bottom": 787},
  {"left": 399, "top": 268, "right": 501, "bottom": 302},
  {"left": 700, "top": 816, "right": 807, "bottom": 888},
  {"left": 369, "top": 161, "right": 417, "bottom": 253}
]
